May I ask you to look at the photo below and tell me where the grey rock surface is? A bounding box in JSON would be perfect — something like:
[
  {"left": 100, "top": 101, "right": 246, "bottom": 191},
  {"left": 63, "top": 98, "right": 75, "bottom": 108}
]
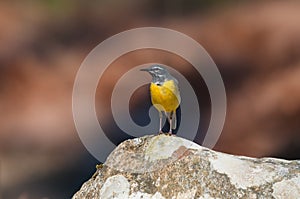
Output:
[{"left": 72, "top": 135, "right": 300, "bottom": 199}]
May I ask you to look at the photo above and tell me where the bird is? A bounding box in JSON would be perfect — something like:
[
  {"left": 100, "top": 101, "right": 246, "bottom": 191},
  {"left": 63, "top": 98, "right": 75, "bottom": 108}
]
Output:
[{"left": 140, "top": 65, "right": 181, "bottom": 135}]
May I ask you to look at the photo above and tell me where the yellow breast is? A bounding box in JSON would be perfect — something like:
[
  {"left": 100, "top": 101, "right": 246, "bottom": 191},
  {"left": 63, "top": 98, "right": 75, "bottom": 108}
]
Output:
[{"left": 150, "top": 80, "right": 181, "bottom": 112}]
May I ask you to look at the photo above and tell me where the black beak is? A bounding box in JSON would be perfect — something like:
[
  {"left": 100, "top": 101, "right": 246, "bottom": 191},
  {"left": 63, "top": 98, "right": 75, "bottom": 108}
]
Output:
[{"left": 140, "top": 68, "right": 150, "bottom": 72}]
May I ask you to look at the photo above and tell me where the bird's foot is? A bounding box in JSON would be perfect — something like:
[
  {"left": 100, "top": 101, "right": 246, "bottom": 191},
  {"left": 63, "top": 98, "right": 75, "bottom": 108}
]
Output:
[{"left": 158, "top": 131, "right": 164, "bottom": 135}]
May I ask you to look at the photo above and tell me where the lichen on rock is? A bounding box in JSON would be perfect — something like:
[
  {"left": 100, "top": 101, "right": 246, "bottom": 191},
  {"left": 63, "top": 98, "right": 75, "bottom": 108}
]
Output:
[{"left": 72, "top": 134, "right": 300, "bottom": 199}]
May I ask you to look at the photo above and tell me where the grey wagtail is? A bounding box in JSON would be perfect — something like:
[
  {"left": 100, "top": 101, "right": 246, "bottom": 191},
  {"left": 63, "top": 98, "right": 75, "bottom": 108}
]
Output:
[{"left": 141, "top": 65, "right": 181, "bottom": 135}]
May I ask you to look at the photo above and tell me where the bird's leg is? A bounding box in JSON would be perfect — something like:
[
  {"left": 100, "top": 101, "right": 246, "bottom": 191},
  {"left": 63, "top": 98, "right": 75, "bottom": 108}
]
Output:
[
  {"left": 158, "top": 111, "right": 164, "bottom": 134},
  {"left": 168, "top": 111, "right": 173, "bottom": 135}
]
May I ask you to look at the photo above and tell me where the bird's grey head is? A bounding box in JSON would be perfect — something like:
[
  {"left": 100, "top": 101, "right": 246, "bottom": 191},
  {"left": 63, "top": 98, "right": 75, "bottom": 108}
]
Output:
[{"left": 140, "top": 65, "right": 170, "bottom": 84}]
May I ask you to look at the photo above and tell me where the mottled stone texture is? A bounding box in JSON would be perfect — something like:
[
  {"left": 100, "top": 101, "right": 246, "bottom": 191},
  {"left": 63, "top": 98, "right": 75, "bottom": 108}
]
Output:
[{"left": 72, "top": 135, "right": 300, "bottom": 199}]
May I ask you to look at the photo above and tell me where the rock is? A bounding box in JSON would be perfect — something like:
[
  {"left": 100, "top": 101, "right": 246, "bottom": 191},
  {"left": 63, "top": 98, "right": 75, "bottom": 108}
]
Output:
[{"left": 72, "top": 135, "right": 300, "bottom": 199}]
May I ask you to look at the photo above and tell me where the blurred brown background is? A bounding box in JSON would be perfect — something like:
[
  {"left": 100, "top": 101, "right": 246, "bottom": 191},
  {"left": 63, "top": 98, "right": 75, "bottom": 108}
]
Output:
[{"left": 1, "top": 0, "right": 300, "bottom": 198}]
